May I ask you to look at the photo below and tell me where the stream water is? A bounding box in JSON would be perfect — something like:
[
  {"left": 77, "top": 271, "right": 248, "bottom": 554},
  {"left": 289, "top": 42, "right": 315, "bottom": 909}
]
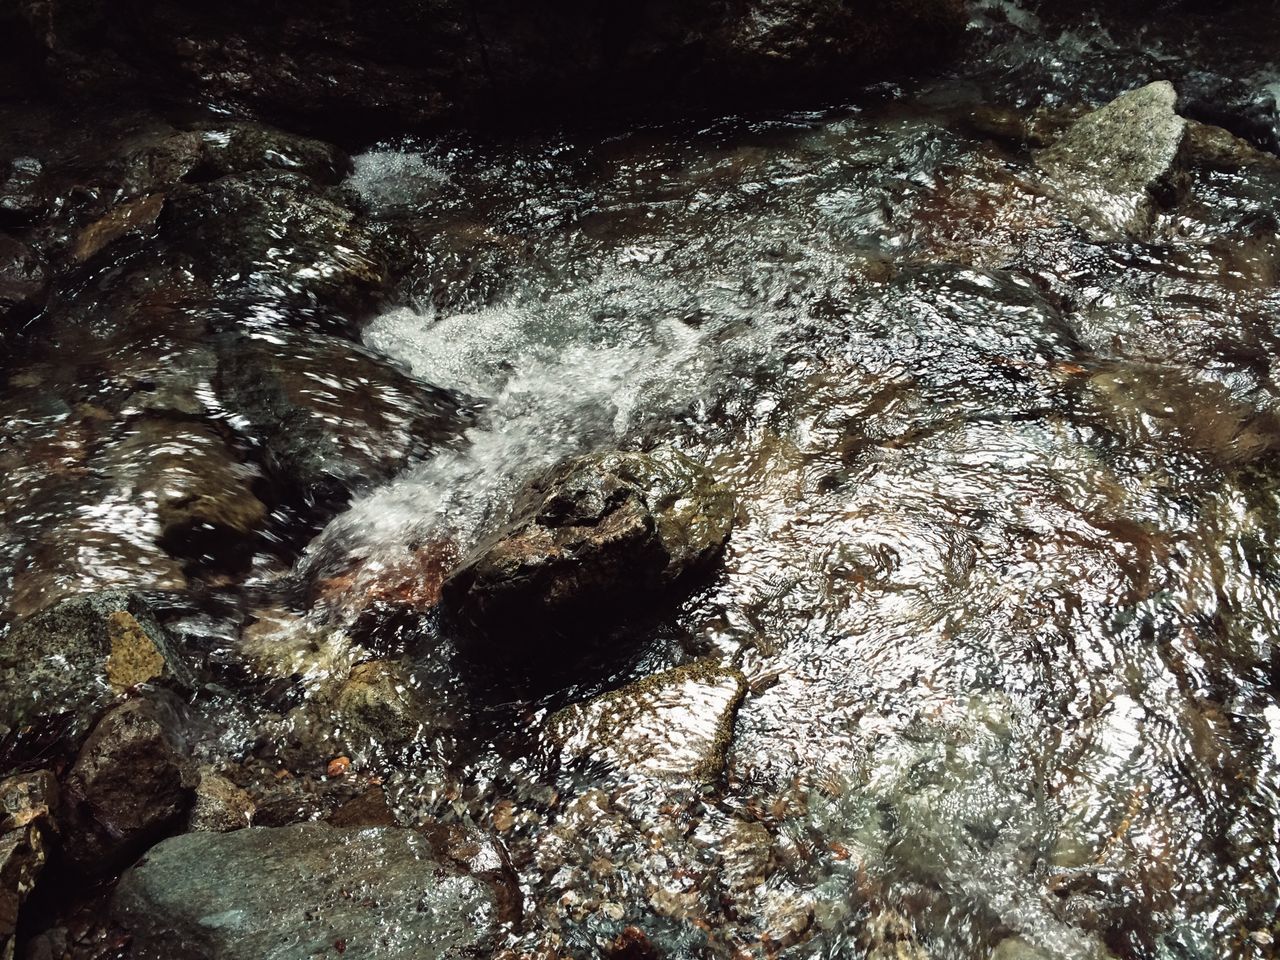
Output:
[{"left": 3, "top": 1, "right": 1280, "bottom": 958}]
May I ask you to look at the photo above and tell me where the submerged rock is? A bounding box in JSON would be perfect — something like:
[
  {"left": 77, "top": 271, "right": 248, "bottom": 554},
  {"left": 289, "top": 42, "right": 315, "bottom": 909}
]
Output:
[
  {"left": 61, "top": 696, "right": 196, "bottom": 872},
  {"left": 113, "top": 823, "right": 504, "bottom": 960},
  {"left": 547, "top": 661, "right": 747, "bottom": 784},
  {"left": 444, "top": 448, "right": 734, "bottom": 641},
  {"left": 162, "top": 171, "right": 390, "bottom": 316},
  {"left": 214, "top": 331, "right": 472, "bottom": 512},
  {"left": 0, "top": 591, "right": 194, "bottom": 743},
  {"left": 1035, "top": 81, "right": 1190, "bottom": 240}
]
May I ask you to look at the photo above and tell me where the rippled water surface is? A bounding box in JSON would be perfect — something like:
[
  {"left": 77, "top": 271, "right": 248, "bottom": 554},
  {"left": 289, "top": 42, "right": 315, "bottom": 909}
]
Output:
[{"left": 4, "top": 3, "right": 1280, "bottom": 958}]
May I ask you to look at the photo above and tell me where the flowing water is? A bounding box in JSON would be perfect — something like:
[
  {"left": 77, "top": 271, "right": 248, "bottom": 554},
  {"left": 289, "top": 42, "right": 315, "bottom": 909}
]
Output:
[{"left": 4, "top": 2, "right": 1280, "bottom": 958}]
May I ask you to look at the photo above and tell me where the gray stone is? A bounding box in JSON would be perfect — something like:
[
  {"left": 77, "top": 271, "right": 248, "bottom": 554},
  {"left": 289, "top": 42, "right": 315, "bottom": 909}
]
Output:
[
  {"left": 547, "top": 661, "right": 746, "bottom": 784},
  {"left": 186, "top": 770, "right": 255, "bottom": 833},
  {"left": 1036, "top": 81, "right": 1190, "bottom": 240},
  {"left": 445, "top": 448, "right": 735, "bottom": 640},
  {"left": 0, "top": 591, "right": 194, "bottom": 741},
  {"left": 113, "top": 823, "right": 502, "bottom": 960}
]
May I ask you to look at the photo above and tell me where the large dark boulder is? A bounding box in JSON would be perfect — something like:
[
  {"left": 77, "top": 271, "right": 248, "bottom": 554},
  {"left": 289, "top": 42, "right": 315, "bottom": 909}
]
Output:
[
  {"left": 18, "top": 0, "right": 967, "bottom": 139},
  {"left": 443, "top": 448, "right": 735, "bottom": 641},
  {"left": 112, "top": 823, "right": 506, "bottom": 960}
]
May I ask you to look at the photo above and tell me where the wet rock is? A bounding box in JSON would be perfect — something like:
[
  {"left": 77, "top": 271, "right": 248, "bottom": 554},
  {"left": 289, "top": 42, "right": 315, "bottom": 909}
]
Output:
[
  {"left": 991, "top": 938, "right": 1053, "bottom": 960},
  {"left": 1036, "top": 81, "right": 1190, "bottom": 240},
  {"left": 332, "top": 660, "right": 426, "bottom": 747},
  {"left": 70, "top": 192, "right": 165, "bottom": 262},
  {"left": 22, "top": 1, "right": 965, "bottom": 139},
  {"left": 214, "top": 330, "right": 471, "bottom": 512},
  {"left": 0, "top": 771, "right": 57, "bottom": 958},
  {"left": 1184, "top": 120, "right": 1280, "bottom": 173},
  {"left": 162, "top": 171, "right": 390, "bottom": 316},
  {"left": 61, "top": 697, "right": 196, "bottom": 872},
  {"left": 112, "top": 823, "right": 504, "bottom": 960},
  {"left": 0, "top": 234, "right": 47, "bottom": 323},
  {"left": 0, "top": 591, "right": 194, "bottom": 743},
  {"left": 0, "top": 157, "right": 47, "bottom": 228},
  {"left": 122, "top": 123, "right": 349, "bottom": 195},
  {"left": 185, "top": 769, "right": 255, "bottom": 833},
  {"left": 547, "top": 661, "right": 746, "bottom": 784},
  {"left": 445, "top": 448, "right": 734, "bottom": 641},
  {"left": 98, "top": 416, "right": 267, "bottom": 567},
  {"left": 0, "top": 819, "right": 46, "bottom": 958}
]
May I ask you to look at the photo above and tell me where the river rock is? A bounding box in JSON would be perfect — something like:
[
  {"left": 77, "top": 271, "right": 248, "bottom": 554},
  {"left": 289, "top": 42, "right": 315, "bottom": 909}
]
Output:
[
  {"left": 0, "top": 157, "right": 47, "bottom": 228},
  {"left": 0, "top": 591, "right": 194, "bottom": 743},
  {"left": 162, "top": 171, "right": 390, "bottom": 317},
  {"left": 112, "top": 823, "right": 504, "bottom": 960},
  {"left": 444, "top": 448, "right": 734, "bottom": 640},
  {"left": 1035, "top": 81, "right": 1190, "bottom": 240},
  {"left": 0, "top": 771, "right": 57, "bottom": 959},
  {"left": 99, "top": 416, "right": 268, "bottom": 567},
  {"left": 214, "top": 330, "right": 472, "bottom": 512},
  {"left": 19, "top": 1, "right": 966, "bottom": 139},
  {"left": 547, "top": 661, "right": 747, "bottom": 784},
  {"left": 61, "top": 696, "right": 196, "bottom": 872},
  {"left": 0, "top": 234, "right": 47, "bottom": 324},
  {"left": 122, "top": 122, "right": 349, "bottom": 195},
  {"left": 185, "top": 769, "right": 255, "bottom": 833}
]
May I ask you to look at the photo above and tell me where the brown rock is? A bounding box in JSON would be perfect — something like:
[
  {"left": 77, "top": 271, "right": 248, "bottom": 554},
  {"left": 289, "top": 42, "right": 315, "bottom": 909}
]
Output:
[
  {"left": 71, "top": 193, "right": 165, "bottom": 262},
  {"left": 62, "top": 697, "right": 196, "bottom": 872}
]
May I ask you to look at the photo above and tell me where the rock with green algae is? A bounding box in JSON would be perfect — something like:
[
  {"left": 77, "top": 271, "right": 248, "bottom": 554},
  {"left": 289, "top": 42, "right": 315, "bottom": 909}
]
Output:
[
  {"left": 444, "top": 447, "right": 735, "bottom": 643},
  {"left": 547, "top": 661, "right": 747, "bottom": 784},
  {"left": 0, "top": 591, "right": 194, "bottom": 743},
  {"left": 112, "top": 823, "right": 504, "bottom": 960}
]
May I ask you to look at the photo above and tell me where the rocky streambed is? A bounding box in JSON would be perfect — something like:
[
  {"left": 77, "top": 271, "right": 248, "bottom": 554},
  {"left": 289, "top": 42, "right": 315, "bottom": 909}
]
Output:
[{"left": 2, "top": 1, "right": 1280, "bottom": 958}]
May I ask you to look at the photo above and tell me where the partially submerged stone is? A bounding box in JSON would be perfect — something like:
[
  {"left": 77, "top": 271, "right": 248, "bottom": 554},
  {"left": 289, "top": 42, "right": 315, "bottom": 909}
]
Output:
[
  {"left": 1035, "top": 81, "right": 1190, "bottom": 240},
  {"left": 444, "top": 448, "right": 735, "bottom": 642},
  {"left": 547, "top": 661, "right": 746, "bottom": 784},
  {"left": 0, "top": 591, "right": 194, "bottom": 742},
  {"left": 113, "top": 824, "right": 503, "bottom": 960}
]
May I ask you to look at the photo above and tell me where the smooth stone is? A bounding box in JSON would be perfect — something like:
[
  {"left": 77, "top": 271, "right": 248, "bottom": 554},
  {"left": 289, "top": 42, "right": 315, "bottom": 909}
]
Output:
[
  {"left": 1035, "top": 81, "right": 1190, "bottom": 240},
  {"left": 547, "top": 661, "right": 747, "bottom": 784},
  {"left": 112, "top": 823, "right": 502, "bottom": 960}
]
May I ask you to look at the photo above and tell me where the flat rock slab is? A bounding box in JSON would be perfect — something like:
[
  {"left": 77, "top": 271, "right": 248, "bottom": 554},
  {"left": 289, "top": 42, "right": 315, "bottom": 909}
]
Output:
[
  {"left": 113, "top": 824, "right": 500, "bottom": 960},
  {"left": 547, "top": 661, "right": 747, "bottom": 784},
  {"left": 1036, "top": 81, "right": 1189, "bottom": 240}
]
